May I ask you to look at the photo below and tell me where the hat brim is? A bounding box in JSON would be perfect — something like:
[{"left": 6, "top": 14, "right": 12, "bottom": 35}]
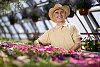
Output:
[{"left": 48, "top": 5, "right": 70, "bottom": 22}]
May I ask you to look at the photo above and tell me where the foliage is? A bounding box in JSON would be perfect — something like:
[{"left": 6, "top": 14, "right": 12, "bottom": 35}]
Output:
[
  {"left": 0, "top": 2, "right": 10, "bottom": 10},
  {"left": 31, "top": 10, "right": 40, "bottom": 22},
  {"left": 0, "top": 37, "right": 9, "bottom": 41},
  {"left": 8, "top": 15, "right": 18, "bottom": 25},
  {"left": 0, "top": 0, "right": 20, "bottom": 11},
  {"left": 21, "top": 7, "right": 41, "bottom": 22},
  {"left": 81, "top": 36, "right": 100, "bottom": 52},
  {"left": 70, "top": 0, "right": 96, "bottom": 9},
  {"left": 0, "top": 37, "right": 33, "bottom": 44}
]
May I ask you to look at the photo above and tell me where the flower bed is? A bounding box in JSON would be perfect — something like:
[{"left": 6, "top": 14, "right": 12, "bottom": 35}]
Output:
[{"left": 0, "top": 43, "right": 100, "bottom": 67}]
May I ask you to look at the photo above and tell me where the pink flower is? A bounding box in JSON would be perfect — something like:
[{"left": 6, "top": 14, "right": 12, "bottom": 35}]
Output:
[
  {"left": 69, "top": 58, "right": 79, "bottom": 64},
  {"left": 37, "top": 48, "right": 46, "bottom": 52},
  {"left": 51, "top": 56, "right": 56, "bottom": 61},
  {"left": 68, "top": 50, "right": 75, "bottom": 53}
]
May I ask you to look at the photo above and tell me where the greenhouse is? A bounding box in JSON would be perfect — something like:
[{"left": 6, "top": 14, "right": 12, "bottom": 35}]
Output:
[{"left": 0, "top": 0, "right": 100, "bottom": 67}]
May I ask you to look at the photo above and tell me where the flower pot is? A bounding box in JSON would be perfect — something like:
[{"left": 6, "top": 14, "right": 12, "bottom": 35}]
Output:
[
  {"left": 9, "top": 16, "right": 17, "bottom": 25},
  {"left": 68, "top": 7, "right": 74, "bottom": 17},
  {"left": 32, "top": 17, "right": 39, "bottom": 22},
  {"left": 79, "top": 8, "right": 89, "bottom": 15}
]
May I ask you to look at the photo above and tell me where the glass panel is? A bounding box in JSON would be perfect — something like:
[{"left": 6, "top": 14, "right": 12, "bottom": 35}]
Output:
[
  {"left": 49, "top": 20, "right": 56, "bottom": 27},
  {"left": 6, "top": 34, "right": 11, "bottom": 38},
  {"left": 45, "top": 20, "right": 53, "bottom": 29},
  {"left": 0, "top": 34, "right": 5, "bottom": 37},
  {"left": 76, "top": 11, "right": 92, "bottom": 33},
  {"left": 3, "top": 27, "right": 9, "bottom": 33},
  {"left": 14, "top": 23, "right": 28, "bottom": 39},
  {"left": 2, "top": 16, "right": 8, "bottom": 22},
  {"left": 0, "top": 19, "right": 5, "bottom": 26},
  {"left": 92, "top": 12, "right": 100, "bottom": 26},
  {"left": 36, "top": 21, "right": 47, "bottom": 33},
  {"left": 27, "top": 22, "right": 35, "bottom": 32},
  {"left": 19, "top": 34, "right": 27, "bottom": 39},
  {"left": 21, "top": 1, "right": 29, "bottom": 8},
  {"left": 23, "top": 22, "right": 33, "bottom": 33},
  {"left": 0, "top": 19, "right": 2, "bottom": 23},
  {"left": 35, "top": 0, "right": 41, "bottom": 4},
  {"left": 14, "top": 24, "right": 24, "bottom": 33},
  {"left": 1, "top": 16, "right": 10, "bottom": 26},
  {"left": 8, "top": 25, "right": 21, "bottom": 39},
  {"left": 16, "top": 13, "right": 22, "bottom": 20},
  {"left": 87, "top": 15, "right": 96, "bottom": 30},
  {"left": 67, "top": 13, "right": 87, "bottom": 33},
  {"left": 13, "top": 34, "right": 20, "bottom": 39},
  {"left": 41, "top": 0, "right": 47, "bottom": 2},
  {"left": 9, "top": 26, "right": 16, "bottom": 34},
  {"left": 0, "top": 30, "right": 2, "bottom": 36}
]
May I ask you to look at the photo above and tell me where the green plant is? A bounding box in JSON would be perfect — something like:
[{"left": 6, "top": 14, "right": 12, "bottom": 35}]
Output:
[
  {"left": 70, "top": 0, "right": 96, "bottom": 9},
  {"left": 0, "top": 0, "right": 20, "bottom": 11},
  {"left": 8, "top": 15, "right": 17, "bottom": 25},
  {"left": 81, "top": 36, "right": 100, "bottom": 52}
]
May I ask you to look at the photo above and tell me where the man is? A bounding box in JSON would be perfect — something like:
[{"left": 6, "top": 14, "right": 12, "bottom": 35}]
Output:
[{"left": 34, "top": 4, "right": 81, "bottom": 50}]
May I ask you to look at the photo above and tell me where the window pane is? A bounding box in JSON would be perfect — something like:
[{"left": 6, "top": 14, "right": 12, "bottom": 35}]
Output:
[
  {"left": 9, "top": 26, "right": 16, "bottom": 34},
  {"left": 45, "top": 20, "right": 54, "bottom": 29},
  {"left": 12, "top": 34, "right": 19, "bottom": 39},
  {"left": 6, "top": 34, "right": 11, "bottom": 38},
  {"left": 87, "top": 15, "right": 96, "bottom": 30},
  {"left": 3, "top": 27, "right": 9, "bottom": 33},
  {"left": 92, "top": 12, "right": 100, "bottom": 26},
  {"left": 76, "top": 11, "right": 92, "bottom": 33},
  {"left": 0, "top": 34, "right": 5, "bottom": 37},
  {"left": 67, "top": 13, "right": 87, "bottom": 33},
  {"left": 14, "top": 24, "right": 24, "bottom": 33},
  {"left": 19, "top": 34, "right": 27, "bottom": 39},
  {"left": 27, "top": 22, "right": 35, "bottom": 32},
  {"left": 36, "top": 21, "right": 47, "bottom": 33},
  {"left": 23, "top": 22, "right": 34, "bottom": 33}
]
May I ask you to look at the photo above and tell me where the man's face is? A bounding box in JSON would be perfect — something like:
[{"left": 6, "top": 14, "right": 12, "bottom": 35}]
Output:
[{"left": 53, "top": 8, "right": 66, "bottom": 23}]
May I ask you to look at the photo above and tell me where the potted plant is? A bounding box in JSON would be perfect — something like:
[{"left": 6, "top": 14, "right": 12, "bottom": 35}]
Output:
[
  {"left": 43, "top": 1, "right": 55, "bottom": 20},
  {"left": 0, "top": 0, "right": 19, "bottom": 11},
  {"left": 8, "top": 12, "right": 17, "bottom": 25},
  {"left": 21, "top": 7, "right": 41, "bottom": 22},
  {"left": 21, "top": 8, "right": 29, "bottom": 19},
  {"left": 30, "top": 8, "right": 41, "bottom": 22},
  {"left": 70, "top": 0, "right": 96, "bottom": 15},
  {"left": 81, "top": 35, "right": 100, "bottom": 52}
]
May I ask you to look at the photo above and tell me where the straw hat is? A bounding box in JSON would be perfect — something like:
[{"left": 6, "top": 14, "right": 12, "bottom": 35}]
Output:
[{"left": 48, "top": 4, "right": 70, "bottom": 22}]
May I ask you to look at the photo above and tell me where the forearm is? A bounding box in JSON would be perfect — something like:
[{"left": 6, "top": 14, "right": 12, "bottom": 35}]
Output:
[
  {"left": 71, "top": 38, "right": 81, "bottom": 50},
  {"left": 71, "top": 43, "right": 80, "bottom": 50},
  {"left": 34, "top": 39, "right": 50, "bottom": 46}
]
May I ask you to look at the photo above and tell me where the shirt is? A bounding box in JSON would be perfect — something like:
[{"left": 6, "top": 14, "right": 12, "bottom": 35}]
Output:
[{"left": 35, "top": 23, "right": 81, "bottom": 49}]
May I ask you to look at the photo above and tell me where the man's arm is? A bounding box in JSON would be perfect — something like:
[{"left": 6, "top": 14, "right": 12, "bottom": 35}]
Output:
[
  {"left": 71, "top": 24, "right": 82, "bottom": 50},
  {"left": 34, "top": 30, "right": 50, "bottom": 45}
]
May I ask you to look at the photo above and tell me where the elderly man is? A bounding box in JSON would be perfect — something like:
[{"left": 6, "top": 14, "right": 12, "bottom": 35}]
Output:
[{"left": 34, "top": 4, "right": 81, "bottom": 50}]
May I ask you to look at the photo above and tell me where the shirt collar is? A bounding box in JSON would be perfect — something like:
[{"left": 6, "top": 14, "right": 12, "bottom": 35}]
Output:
[{"left": 55, "top": 23, "right": 68, "bottom": 29}]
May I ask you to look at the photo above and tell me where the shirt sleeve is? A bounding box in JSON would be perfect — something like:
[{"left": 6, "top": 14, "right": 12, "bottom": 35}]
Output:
[
  {"left": 38, "top": 30, "right": 50, "bottom": 44},
  {"left": 69, "top": 24, "right": 81, "bottom": 50},
  {"left": 72, "top": 24, "right": 81, "bottom": 44}
]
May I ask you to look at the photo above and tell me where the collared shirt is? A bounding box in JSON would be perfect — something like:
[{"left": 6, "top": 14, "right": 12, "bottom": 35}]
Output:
[{"left": 36, "top": 23, "right": 81, "bottom": 49}]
